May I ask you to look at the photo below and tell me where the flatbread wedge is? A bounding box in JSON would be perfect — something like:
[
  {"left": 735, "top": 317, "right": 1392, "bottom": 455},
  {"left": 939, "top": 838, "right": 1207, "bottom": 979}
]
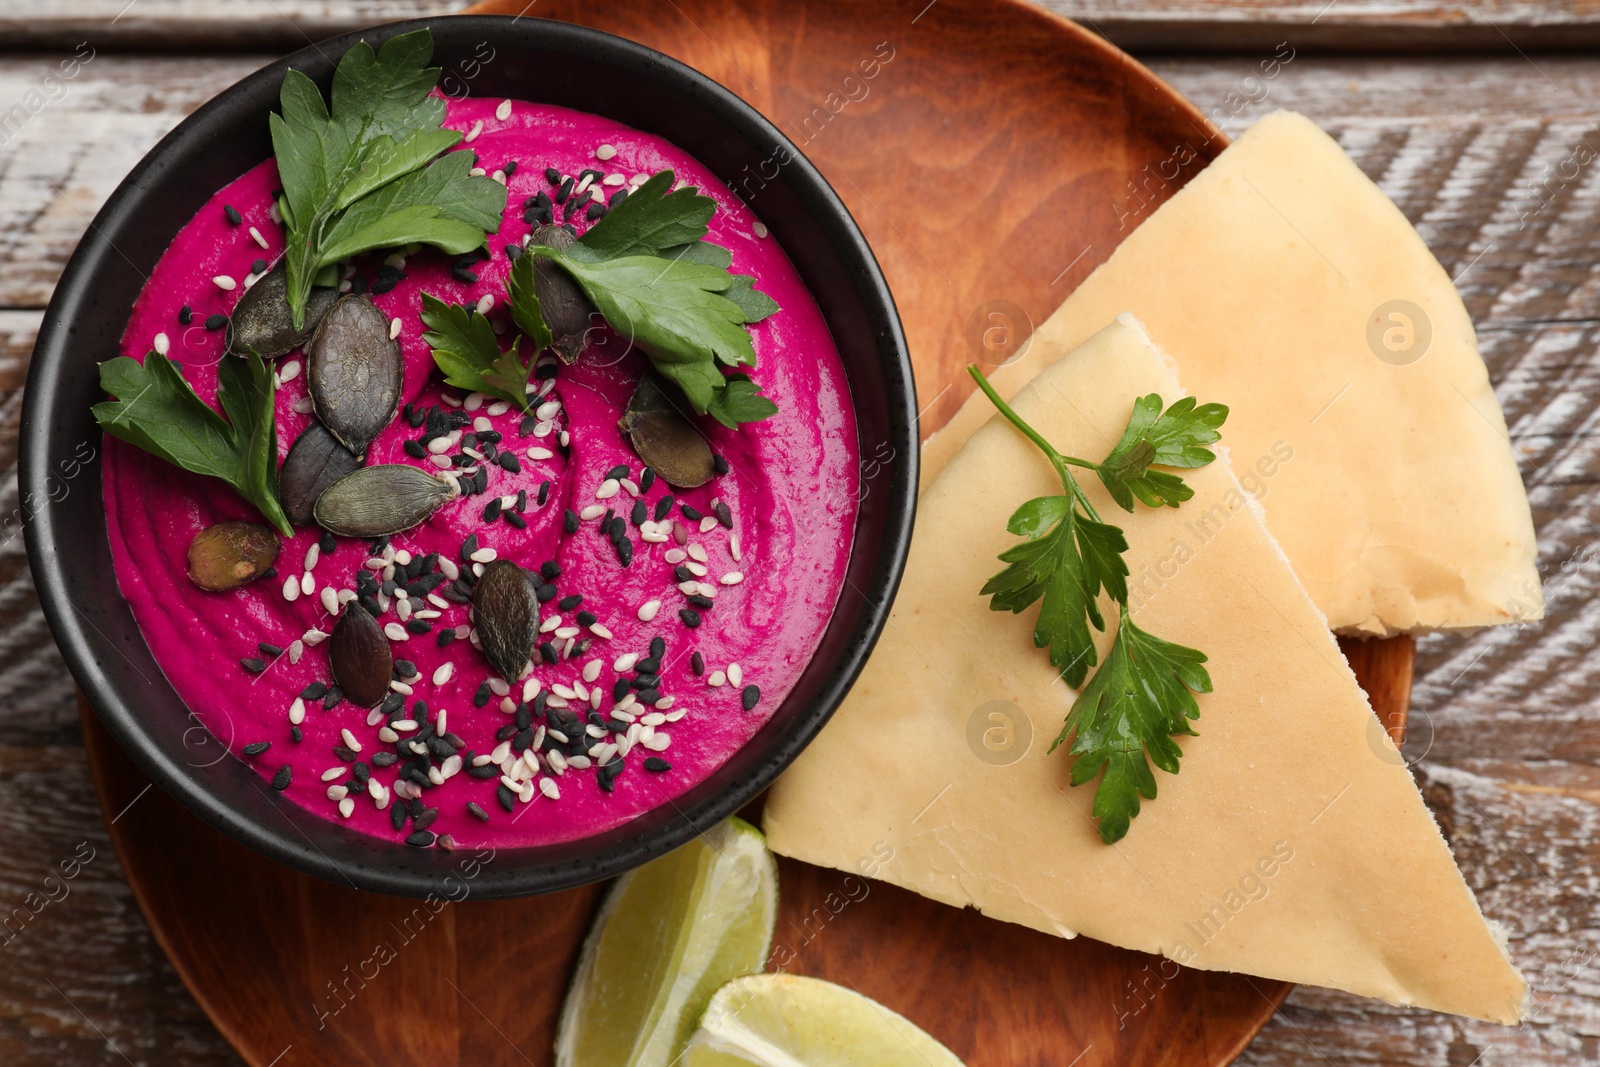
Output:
[
  {"left": 923, "top": 110, "right": 1540, "bottom": 636},
  {"left": 765, "top": 317, "right": 1525, "bottom": 1023}
]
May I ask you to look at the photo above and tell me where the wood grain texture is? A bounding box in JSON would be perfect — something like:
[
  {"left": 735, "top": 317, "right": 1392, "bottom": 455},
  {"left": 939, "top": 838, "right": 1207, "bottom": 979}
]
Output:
[
  {"left": 2, "top": 0, "right": 1599, "bottom": 51},
  {"left": 0, "top": 9, "right": 1594, "bottom": 1067}
]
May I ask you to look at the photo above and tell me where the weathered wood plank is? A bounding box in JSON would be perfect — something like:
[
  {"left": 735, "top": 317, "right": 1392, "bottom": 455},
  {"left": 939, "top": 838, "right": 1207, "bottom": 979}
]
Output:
[
  {"left": 2, "top": 43, "right": 1600, "bottom": 1066},
  {"left": 1, "top": 0, "right": 1598, "bottom": 52}
]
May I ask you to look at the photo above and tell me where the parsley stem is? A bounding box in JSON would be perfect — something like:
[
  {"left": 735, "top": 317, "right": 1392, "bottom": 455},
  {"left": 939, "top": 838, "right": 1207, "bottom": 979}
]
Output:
[{"left": 966, "top": 365, "right": 1103, "bottom": 515}]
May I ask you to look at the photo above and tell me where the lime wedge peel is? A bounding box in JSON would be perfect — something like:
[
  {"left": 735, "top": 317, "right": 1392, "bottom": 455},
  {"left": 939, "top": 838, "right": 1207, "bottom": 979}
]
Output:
[
  {"left": 555, "top": 816, "right": 779, "bottom": 1067},
  {"left": 682, "top": 973, "right": 967, "bottom": 1067}
]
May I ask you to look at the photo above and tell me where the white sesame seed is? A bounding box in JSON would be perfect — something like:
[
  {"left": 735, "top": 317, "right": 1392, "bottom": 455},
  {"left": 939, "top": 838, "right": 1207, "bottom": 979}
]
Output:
[
  {"left": 326, "top": 785, "right": 348, "bottom": 803},
  {"left": 441, "top": 392, "right": 463, "bottom": 407},
  {"left": 728, "top": 663, "right": 743, "bottom": 687},
  {"left": 465, "top": 392, "right": 485, "bottom": 411},
  {"left": 335, "top": 728, "right": 360, "bottom": 752},
  {"left": 470, "top": 547, "right": 497, "bottom": 564},
  {"left": 491, "top": 169, "right": 507, "bottom": 185},
  {"left": 292, "top": 396, "right": 315, "bottom": 414},
  {"left": 248, "top": 224, "right": 269, "bottom": 249},
  {"left": 282, "top": 575, "right": 301, "bottom": 601},
  {"left": 389, "top": 316, "right": 403, "bottom": 340},
  {"left": 153, "top": 332, "right": 170, "bottom": 355},
  {"left": 303, "top": 543, "right": 320, "bottom": 571},
  {"left": 440, "top": 753, "right": 462, "bottom": 779},
  {"left": 580, "top": 504, "right": 606, "bottom": 520},
  {"left": 614, "top": 652, "right": 639, "bottom": 672},
  {"left": 621, "top": 478, "right": 640, "bottom": 496},
  {"left": 300, "top": 571, "right": 315, "bottom": 595},
  {"left": 496, "top": 98, "right": 512, "bottom": 120},
  {"left": 427, "top": 436, "right": 453, "bottom": 455},
  {"left": 289, "top": 697, "right": 306, "bottom": 724},
  {"left": 708, "top": 670, "right": 726, "bottom": 687},
  {"left": 438, "top": 557, "right": 460, "bottom": 581},
  {"left": 288, "top": 640, "right": 304, "bottom": 664},
  {"left": 638, "top": 599, "right": 661, "bottom": 622},
  {"left": 590, "top": 185, "right": 605, "bottom": 204},
  {"left": 596, "top": 479, "right": 620, "bottom": 499},
  {"left": 275, "top": 358, "right": 301, "bottom": 384},
  {"left": 428, "top": 662, "right": 453, "bottom": 687},
  {"left": 384, "top": 622, "right": 409, "bottom": 642},
  {"left": 643, "top": 732, "right": 671, "bottom": 751},
  {"left": 429, "top": 455, "right": 452, "bottom": 469},
  {"left": 700, "top": 516, "right": 719, "bottom": 534},
  {"left": 535, "top": 399, "right": 562, "bottom": 421},
  {"left": 574, "top": 174, "right": 593, "bottom": 195},
  {"left": 677, "top": 580, "right": 700, "bottom": 595},
  {"left": 555, "top": 625, "right": 580, "bottom": 639},
  {"left": 488, "top": 677, "right": 511, "bottom": 696},
  {"left": 391, "top": 680, "right": 414, "bottom": 695},
  {"left": 596, "top": 143, "right": 617, "bottom": 160},
  {"left": 528, "top": 446, "right": 553, "bottom": 460},
  {"left": 539, "top": 778, "right": 560, "bottom": 800},
  {"left": 303, "top": 629, "right": 328, "bottom": 646},
  {"left": 753, "top": 221, "right": 769, "bottom": 238},
  {"left": 436, "top": 708, "right": 448, "bottom": 736},
  {"left": 721, "top": 571, "right": 747, "bottom": 586},
  {"left": 522, "top": 678, "right": 541, "bottom": 703},
  {"left": 590, "top": 622, "right": 613, "bottom": 640},
  {"left": 475, "top": 293, "right": 495, "bottom": 315},
  {"left": 664, "top": 548, "right": 687, "bottom": 564},
  {"left": 465, "top": 119, "right": 484, "bottom": 142},
  {"left": 697, "top": 583, "right": 717, "bottom": 598},
  {"left": 212, "top": 275, "right": 237, "bottom": 291},
  {"left": 603, "top": 173, "right": 625, "bottom": 186},
  {"left": 319, "top": 587, "right": 339, "bottom": 615}
]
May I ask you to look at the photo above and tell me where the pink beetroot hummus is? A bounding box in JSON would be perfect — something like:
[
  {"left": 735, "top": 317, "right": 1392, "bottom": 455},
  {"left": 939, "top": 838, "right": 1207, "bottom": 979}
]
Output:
[{"left": 102, "top": 97, "right": 860, "bottom": 849}]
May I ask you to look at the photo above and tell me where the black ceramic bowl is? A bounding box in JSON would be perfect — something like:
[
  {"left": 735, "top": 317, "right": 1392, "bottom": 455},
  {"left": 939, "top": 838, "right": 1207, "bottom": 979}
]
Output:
[{"left": 22, "top": 16, "right": 915, "bottom": 898}]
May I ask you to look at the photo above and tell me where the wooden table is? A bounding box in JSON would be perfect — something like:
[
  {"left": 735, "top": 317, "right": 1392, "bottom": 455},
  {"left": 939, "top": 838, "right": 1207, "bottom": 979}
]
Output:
[{"left": 2, "top": 2, "right": 1598, "bottom": 1064}]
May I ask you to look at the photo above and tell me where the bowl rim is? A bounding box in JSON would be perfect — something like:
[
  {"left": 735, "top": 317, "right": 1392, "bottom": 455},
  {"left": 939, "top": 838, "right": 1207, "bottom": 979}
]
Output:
[{"left": 21, "top": 14, "right": 917, "bottom": 898}]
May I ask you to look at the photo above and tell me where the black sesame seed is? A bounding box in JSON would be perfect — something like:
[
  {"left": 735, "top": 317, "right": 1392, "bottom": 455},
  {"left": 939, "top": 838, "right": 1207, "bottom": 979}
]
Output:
[
  {"left": 680, "top": 608, "right": 702, "bottom": 628},
  {"left": 654, "top": 496, "right": 675, "bottom": 521},
  {"left": 372, "top": 751, "right": 399, "bottom": 768},
  {"left": 452, "top": 266, "right": 479, "bottom": 284},
  {"left": 323, "top": 686, "right": 344, "bottom": 710},
  {"left": 713, "top": 454, "right": 729, "bottom": 475},
  {"left": 612, "top": 677, "right": 631, "bottom": 701},
  {"left": 261, "top": 565, "right": 278, "bottom": 581},
  {"left": 240, "top": 657, "right": 266, "bottom": 673},
  {"left": 371, "top": 276, "right": 398, "bottom": 295},
  {"left": 651, "top": 636, "right": 665, "bottom": 658},
  {"left": 319, "top": 530, "right": 337, "bottom": 556},
  {"left": 242, "top": 741, "right": 271, "bottom": 756},
  {"left": 616, "top": 540, "right": 633, "bottom": 566},
  {"left": 333, "top": 745, "right": 357, "bottom": 761},
  {"left": 644, "top": 757, "right": 672, "bottom": 772},
  {"left": 714, "top": 502, "right": 734, "bottom": 529},
  {"left": 637, "top": 688, "right": 660, "bottom": 704},
  {"left": 609, "top": 187, "right": 629, "bottom": 207},
  {"left": 598, "top": 760, "right": 624, "bottom": 792},
  {"left": 483, "top": 498, "right": 503, "bottom": 522},
  {"left": 577, "top": 610, "right": 597, "bottom": 626},
  {"left": 742, "top": 684, "right": 760, "bottom": 711},
  {"left": 498, "top": 452, "right": 522, "bottom": 474},
  {"left": 605, "top": 464, "right": 630, "bottom": 481},
  {"left": 691, "top": 652, "right": 705, "bottom": 675},
  {"left": 586, "top": 202, "right": 607, "bottom": 220},
  {"left": 223, "top": 204, "right": 242, "bottom": 225},
  {"left": 473, "top": 466, "right": 489, "bottom": 494},
  {"left": 468, "top": 801, "right": 490, "bottom": 821},
  {"left": 270, "top": 765, "right": 292, "bottom": 790},
  {"left": 608, "top": 516, "right": 626, "bottom": 543},
  {"left": 404, "top": 439, "right": 427, "bottom": 459},
  {"left": 545, "top": 166, "right": 562, "bottom": 183},
  {"left": 539, "top": 642, "right": 558, "bottom": 664},
  {"left": 536, "top": 481, "right": 550, "bottom": 507},
  {"left": 536, "top": 583, "right": 559, "bottom": 603},
  {"left": 556, "top": 176, "right": 573, "bottom": 203},
  {"left": 505, "top": 510, "right": 527, "bottom": 529},
  {"left": 394, "top": 659, "right": 418, "bottom": 679},
  {"left": 406, "top": 830, "right": 436, "bottom": 848},
  {"left": 178, "top": 304, "right": 193, "bottom": 325},
  {"left": 405, "top": 619, "right": 431, "bottom": 635},
  {"left": 461, "top": 533, "right": 479, "bottom": 561},
  {"left": 251, "top": 257, "right": 268, "bottom": 275},
  {"left": 390, "top": 803, "right": 408, "bottom": 831},
  {"left": 257, "top": 642, "right": 283, "bottom": 657},
  {"left": 204, "top": 313, "right": 229, "bottom": 331},
  {"left": 630, "top": 500, "right": 647, "bottom": 526},
  {"left": 541, "top": 561, "right": 562, "bottom": 580},
  {"left": 350, "top": 274, "right": 370, "bottom": 295},
  {"left": 688, "top": 594, "right": 715, "bottom": 610},
  {"left": 636, "top": 657, "right": 660, "bottom": 674},
  {"left": 558, "top": 594, "right": 583, "bottom": 611},
  {"left": 639, "top": 467, "right": 656, "bottom": 492},
  {"left": 674, "top": 565, "right": 694, "bottom": 583},
  {"left": 497, "top": 783, "right": 517, "bottom": 811},
  {"left": 564, "top": 508, "right": 580, "bottom": 533},
  {"left": 681, "top": 504, "right": 704, "bottom": 521},
  {"left": 290, "top": 725, "right": 303, "bottom": 743}
]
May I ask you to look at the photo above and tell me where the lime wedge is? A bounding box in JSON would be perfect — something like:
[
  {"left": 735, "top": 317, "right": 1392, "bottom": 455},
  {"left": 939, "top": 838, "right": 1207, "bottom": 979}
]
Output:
[
  {"left": 682, "top": 974, "right": 966, "bottom": 1067},
  {"left": 555, "top": 816, "right": 778, "bottom": 1067}
]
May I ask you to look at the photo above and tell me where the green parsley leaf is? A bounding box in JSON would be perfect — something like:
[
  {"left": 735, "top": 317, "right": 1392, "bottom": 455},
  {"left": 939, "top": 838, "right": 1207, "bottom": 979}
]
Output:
[
  {"left": 1053, "top": 609, "right": 1212, "bottom": 844},
  {"left": 573, "top": 171, "right": 716, "bottom": 260},
  {"left": 968, "top": 365, "right": 1223, "bottom": 843},
  {"left": 1097, "top": 394, "right": 1228, "bottom": 511},
  {"left": 94, "top": 352, "right": 291, "bottom": 536},
  {"left": 269, "top": 29, "right": 505, "bottom": 328},
  {"left": 529, "top": 246, "right": 777, "bottom": 423},
  {"left": 419, "top": 293, "right": 531, "bottom": 410},
  {"left": 505, "top": 252, "right": 553, "bottom": 352},
  {"left": 723, "top": 274, "right": 780, "bottom": 324}
]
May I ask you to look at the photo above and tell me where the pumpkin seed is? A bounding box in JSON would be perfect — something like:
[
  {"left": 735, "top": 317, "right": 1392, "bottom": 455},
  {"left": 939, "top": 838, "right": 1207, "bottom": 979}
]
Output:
[
  {"left": 279, "top": 421, "right": 361, "bottom": 526},
  {"left": 529, "top": 225, "right": 595, "bottom": 364},
  {"left": 227, "top": 260, "right": 338, "bottom": 359},
  {"left": 473, "top": 560, "right": 540, "bottom": 680},
  {"left": 618, "top": 372, "right": 715, "bottom": 488},
  {"left": 185, "top": 521, "right": 280, "bottom": 591},
  {"left": 308, "top": 295, "right": 402, "bottom": 453},
  {"left": 330, "top": 604, "right": 392, "bottom": 708},
  {"left": 314, "top": 465, "right": 455, "bottom": 538}
]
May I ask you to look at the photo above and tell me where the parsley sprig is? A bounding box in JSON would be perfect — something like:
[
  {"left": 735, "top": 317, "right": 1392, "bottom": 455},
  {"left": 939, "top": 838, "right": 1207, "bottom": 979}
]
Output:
[
  {"left": 968, "top": 366, "right": 1227, "bottom": 844},
  {"left": 270, "top": 30, "right": 505, "bottom": 328},
  {"left": 95, "top": 352, "right": 291, "bottom": 536},
  {"left": 530, "top": 172, "right": 779, "bottom": 427}
]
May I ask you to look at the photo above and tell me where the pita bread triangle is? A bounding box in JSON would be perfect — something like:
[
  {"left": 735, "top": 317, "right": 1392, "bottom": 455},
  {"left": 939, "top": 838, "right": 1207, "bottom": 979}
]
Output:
[
  {"left": 921, "top": 110, "right": 1539, "bottom": 636},
  {"left": 764, "top": 317, "right": 1525, "bottom": 1023}
]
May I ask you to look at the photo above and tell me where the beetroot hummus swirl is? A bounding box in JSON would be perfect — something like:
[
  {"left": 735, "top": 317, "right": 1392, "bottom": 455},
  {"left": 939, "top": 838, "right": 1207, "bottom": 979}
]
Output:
[{"left": 102, "top": 96, "right": 860, "bottom": 850}]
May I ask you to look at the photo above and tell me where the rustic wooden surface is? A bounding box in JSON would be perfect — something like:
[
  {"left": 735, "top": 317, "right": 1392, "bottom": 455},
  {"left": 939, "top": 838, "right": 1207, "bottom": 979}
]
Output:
[{"left": 0, "top": 3, "right": 1596, "bottom": 1067}]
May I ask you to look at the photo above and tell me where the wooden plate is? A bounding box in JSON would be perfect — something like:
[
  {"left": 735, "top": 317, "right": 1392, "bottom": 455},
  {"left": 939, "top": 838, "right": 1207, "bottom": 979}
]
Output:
[{"left": 81, "top": 1, "right": 1418, "bottom": 1064}]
